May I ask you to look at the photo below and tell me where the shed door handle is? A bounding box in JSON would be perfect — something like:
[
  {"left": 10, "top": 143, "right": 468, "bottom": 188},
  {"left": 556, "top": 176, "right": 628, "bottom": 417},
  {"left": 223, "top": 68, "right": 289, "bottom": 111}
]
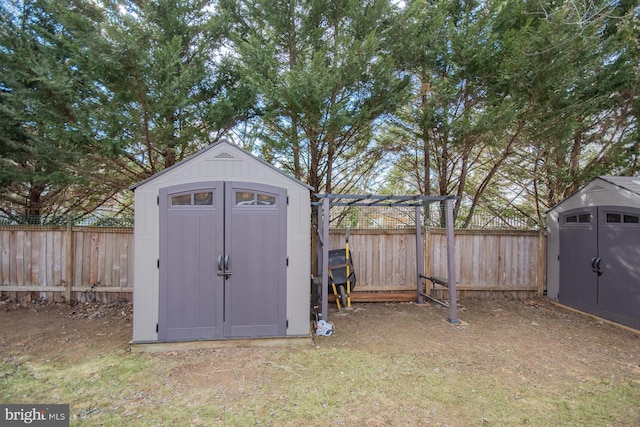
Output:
[
  {"left": 592, "top": 257, "right": 602, "bottom": 276},
  {"left": 217, "top": 255, "right": 231, "bottom": 279}
]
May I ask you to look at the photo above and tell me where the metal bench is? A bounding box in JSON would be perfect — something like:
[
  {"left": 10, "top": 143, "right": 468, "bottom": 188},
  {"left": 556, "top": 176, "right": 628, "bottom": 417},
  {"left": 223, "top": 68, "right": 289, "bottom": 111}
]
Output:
[{"left": 419, "top": 274, "right": 449, "bottom": 308}]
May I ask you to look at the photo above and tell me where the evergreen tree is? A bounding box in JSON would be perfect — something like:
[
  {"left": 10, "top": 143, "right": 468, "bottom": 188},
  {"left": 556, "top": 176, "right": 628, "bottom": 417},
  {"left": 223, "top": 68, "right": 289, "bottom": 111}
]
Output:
[
  {"left": 0, "top": 0, "right": 252, "bottom": 219},
  {"left": 490, "top": 0, "right": 639, "bottom": 221},
  {"left": 383, "top": 0, "right": 513, "bottom": 226},
  {"left": 217, "top": 0, "right": 411, "bottom": 194},
  {"left": 381, "top": 0, "right": 638, "bottom": 228},
  {"left": 0, "top": 0, "right": 118, "bottom": 220},
  {"left": 91, "top": 0, "right": 256, "bottom": 178}
]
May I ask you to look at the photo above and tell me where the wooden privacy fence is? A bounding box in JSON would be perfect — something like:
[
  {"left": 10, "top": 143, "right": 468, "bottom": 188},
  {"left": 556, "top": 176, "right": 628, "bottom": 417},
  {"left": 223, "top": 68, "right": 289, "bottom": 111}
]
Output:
[
  {"left": 325, "top": 229, "right": 546, "bottom": 299},
  {"left": 1, "top": 226, "right": 545, "bottom": 303},
  {"left": 0, "top": 225, "right": 133, "bottom": 303}
]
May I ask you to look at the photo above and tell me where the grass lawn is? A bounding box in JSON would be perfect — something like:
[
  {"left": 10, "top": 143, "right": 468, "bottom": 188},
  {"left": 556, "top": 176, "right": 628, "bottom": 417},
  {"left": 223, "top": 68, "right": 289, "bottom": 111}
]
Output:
[{"left": 1, "top": 299, "right": 639, "bottom": 426}]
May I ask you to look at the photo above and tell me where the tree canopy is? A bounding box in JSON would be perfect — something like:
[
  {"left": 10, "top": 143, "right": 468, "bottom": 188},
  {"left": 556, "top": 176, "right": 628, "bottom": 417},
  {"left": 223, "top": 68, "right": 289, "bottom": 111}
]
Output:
[{"left": 1, "top": 0, "right": 637, "bottom": 227}]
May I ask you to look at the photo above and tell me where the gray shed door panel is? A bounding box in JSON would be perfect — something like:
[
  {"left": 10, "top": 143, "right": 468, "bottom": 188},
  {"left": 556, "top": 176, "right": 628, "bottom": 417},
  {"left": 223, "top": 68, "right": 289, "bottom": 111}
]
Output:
[
  {"left": 559, "top": 207, "right": 598, "bottom": 313},
  {"left": 158, "top": 181, "right": 287, "bottom": 341},
  {"left": 596, "top": 206, "right": 640, "bottom": 328},
  {"left": 159, "top": 182, "right": 224, "bottom": 341},
  {"left": 559, "top": 206, "right": 640, "bottom": 329},
  {"left": 224, "top": 182, "right": 287, "bottom": 338}
]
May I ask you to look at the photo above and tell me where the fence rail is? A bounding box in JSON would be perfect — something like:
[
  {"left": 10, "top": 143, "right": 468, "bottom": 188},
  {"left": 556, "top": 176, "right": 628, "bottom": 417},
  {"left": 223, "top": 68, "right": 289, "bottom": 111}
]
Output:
[{"left": 1, "top": 226, "right": 545, "bottom": 303}]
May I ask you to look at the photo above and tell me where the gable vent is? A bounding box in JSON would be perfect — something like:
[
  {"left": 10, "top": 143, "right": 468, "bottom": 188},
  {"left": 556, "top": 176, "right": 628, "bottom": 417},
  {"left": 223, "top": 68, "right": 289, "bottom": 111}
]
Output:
[{"left": 214, "top": 152, "right": 235, "bottom": 159}]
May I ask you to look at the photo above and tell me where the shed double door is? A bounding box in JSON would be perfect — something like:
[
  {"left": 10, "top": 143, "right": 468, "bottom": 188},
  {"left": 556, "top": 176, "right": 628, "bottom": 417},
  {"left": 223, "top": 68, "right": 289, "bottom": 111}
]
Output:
[
  {"left": 559, "top": 206, "right": 640, "bottom": 329},
  {"left": 158, "top": 181, "right": 287, "bottom": 341}
]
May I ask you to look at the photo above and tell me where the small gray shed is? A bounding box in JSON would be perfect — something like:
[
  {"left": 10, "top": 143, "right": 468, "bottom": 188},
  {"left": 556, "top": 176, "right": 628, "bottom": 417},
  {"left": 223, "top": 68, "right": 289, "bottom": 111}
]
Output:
[
  {"left": 547, "top": 176, "right": 640, "bottom": 329},
  {"left": 130, "top": 139, "right": 313, "bottom": 344}
]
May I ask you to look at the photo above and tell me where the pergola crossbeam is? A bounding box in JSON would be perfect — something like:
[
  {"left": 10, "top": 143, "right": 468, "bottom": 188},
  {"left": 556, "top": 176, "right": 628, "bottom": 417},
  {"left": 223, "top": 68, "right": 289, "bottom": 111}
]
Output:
[{"left": 313, "top": 194, "right": 455, "bottom": 208}]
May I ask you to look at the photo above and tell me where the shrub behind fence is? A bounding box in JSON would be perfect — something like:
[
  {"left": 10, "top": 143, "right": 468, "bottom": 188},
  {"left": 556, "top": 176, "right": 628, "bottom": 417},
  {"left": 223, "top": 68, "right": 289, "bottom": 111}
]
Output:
[
  {"left": 0, "top": 214, "right": 134, "bottom": 228},
  {"left": 326, "top": 205, "right": 540, "bottom": 230}
]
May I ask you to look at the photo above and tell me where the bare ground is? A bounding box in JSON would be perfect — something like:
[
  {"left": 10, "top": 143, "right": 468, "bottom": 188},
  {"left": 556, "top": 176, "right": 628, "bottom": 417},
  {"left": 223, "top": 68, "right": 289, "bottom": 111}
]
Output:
[
  {"left": 0, "top": 300, "right": 133, "bottom": 366},
  {"left": 1, "top": 297, "right": 639, "bottom": 426}
]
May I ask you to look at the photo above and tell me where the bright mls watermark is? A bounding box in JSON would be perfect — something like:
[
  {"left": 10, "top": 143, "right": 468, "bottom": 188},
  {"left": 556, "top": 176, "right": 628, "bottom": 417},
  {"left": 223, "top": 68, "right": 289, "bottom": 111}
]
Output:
[{"left": 1, "top": 404, "right": 69, "bottom": 426}]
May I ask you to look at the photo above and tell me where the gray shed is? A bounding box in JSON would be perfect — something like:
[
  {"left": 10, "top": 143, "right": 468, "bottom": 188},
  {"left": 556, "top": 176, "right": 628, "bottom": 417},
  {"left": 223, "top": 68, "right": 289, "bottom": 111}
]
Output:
[
  {"left": 130, "top": 139, "right": 313, "bottom": 345},
  {"left": 547, "top": 176, "right": 640, "bottom": 329}
]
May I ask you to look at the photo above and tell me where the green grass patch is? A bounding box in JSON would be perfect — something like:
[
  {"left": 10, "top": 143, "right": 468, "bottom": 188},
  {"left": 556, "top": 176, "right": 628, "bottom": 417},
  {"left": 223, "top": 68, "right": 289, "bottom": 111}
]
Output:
[{"left": 2, "top": 342, "right": 639, "bottom": 426}]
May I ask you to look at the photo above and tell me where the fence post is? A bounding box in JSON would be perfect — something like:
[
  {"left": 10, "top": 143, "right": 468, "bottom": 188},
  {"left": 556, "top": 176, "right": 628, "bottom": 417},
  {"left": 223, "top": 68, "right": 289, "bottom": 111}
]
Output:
[{"left": 65, "top": 215, "right": 73, "bottom": 304}]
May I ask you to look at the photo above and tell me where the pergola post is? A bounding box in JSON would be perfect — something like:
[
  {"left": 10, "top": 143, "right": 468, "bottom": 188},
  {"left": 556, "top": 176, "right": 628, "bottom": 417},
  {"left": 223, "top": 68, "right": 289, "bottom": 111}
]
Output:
[
  {"left": 316, "top": 201, "right": 323, "bottom": 312},
  {"left": 445, "top": 198, "right": 460, "bottom": 324},
  {"left": 416, "top": 205, "right": 424, "bottom": 304},
  {"left": 321, "top": 197, "right": 330, "bottom": 321}
]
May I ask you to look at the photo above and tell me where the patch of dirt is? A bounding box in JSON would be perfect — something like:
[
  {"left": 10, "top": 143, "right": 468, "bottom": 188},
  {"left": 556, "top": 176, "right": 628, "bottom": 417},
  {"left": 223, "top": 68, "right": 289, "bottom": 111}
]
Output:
[
  {"left": 161, "top": 347, "right": 274, "bottom": 400},
  {"left": 0, "top": 300, "right": 132, "bottom": 366},
  {"left": 326, "top": 299, "right": 640, "bottom": 378},
  {"left": 1, "top": 297, "right": 639, "bottom": 397}
]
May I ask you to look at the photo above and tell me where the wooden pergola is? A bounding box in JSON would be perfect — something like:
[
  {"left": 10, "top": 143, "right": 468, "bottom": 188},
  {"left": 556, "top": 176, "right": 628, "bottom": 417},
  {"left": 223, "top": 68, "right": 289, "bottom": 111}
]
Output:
[{"left": 314, "top": 194, "right": 461, "bottom": 324}]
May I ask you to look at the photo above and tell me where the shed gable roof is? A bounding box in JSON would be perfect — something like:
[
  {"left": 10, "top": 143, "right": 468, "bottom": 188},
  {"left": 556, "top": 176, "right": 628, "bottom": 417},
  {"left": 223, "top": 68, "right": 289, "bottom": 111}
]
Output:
[
  {"left": 129, "top": 139, "right": 313, "bottom": 191},
  {"left": 599, "top": 176, "right": 640, "bottom": 196},
  {"left": 547, "top": 175, "right": 640, "bottom": 213}
]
